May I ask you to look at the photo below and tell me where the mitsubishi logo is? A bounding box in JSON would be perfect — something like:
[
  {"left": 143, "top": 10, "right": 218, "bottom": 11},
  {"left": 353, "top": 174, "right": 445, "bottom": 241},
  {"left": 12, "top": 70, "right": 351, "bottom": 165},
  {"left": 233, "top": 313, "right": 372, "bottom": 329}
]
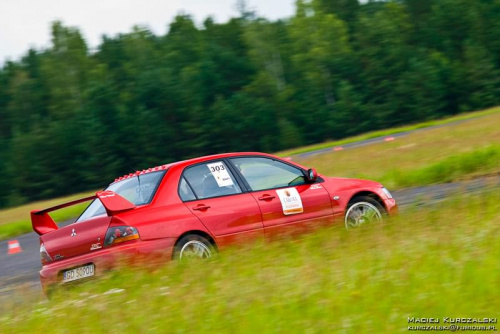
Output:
[{"left": 71, "top": 228, "right": 77, "bottom": 237}]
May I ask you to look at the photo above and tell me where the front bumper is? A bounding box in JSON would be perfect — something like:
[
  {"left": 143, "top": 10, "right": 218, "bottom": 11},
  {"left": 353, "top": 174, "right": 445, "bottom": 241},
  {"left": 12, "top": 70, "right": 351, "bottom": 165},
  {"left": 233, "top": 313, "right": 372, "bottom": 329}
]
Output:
[
  {"left": 40, "top": 237, "right": 176, "bottom": 293},
  {"left": 384, "top": 198, "right": 398, "bottom": 216}
]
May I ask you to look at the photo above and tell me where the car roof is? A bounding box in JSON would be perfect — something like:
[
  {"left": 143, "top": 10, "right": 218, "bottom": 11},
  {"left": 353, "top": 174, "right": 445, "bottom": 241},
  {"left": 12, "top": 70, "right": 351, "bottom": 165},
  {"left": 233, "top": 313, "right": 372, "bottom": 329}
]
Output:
[{"left": 113, "top": 152, "right": 275, "bottom": 183}]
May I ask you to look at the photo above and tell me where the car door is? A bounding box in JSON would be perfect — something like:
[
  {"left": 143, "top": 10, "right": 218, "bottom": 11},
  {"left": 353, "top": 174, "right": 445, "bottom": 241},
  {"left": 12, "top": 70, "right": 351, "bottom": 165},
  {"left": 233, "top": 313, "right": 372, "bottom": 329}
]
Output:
[
  {"left": 228, "top": 156, "right": 334, "bottom": 238},
  {"left": 180, "top": 160, "right": 264, "bottom": 247}
]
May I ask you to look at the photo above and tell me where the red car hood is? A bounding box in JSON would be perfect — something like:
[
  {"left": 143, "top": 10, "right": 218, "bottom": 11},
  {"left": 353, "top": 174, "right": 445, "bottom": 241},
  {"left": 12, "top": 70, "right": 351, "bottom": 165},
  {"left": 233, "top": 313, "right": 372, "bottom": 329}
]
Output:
[{"left": 323, "top": 176, "right": 382, "bottom": 190}]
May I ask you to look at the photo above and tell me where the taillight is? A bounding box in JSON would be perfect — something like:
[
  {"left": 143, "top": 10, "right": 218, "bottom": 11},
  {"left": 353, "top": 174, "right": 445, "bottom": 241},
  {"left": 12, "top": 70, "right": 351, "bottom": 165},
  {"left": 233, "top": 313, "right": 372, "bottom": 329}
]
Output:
[
  {"left": 40, "top": 243, "right": 52, "bottom": 264},
  {"left": 104, "top": 226, "right": 139, "bottom": 247}
]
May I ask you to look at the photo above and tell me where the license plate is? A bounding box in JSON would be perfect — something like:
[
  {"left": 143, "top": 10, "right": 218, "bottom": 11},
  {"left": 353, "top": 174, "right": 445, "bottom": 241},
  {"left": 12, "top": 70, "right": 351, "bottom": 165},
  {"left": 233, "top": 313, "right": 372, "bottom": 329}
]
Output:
[{"left": 63, "top": 264, "right": 95, "bottom": 283}]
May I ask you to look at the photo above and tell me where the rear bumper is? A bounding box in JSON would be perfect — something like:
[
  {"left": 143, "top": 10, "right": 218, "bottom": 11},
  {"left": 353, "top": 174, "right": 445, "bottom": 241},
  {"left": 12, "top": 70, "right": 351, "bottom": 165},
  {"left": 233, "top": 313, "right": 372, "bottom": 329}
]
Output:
[{"left": 40, "top": 237, "right": 176, "bottom": 293}]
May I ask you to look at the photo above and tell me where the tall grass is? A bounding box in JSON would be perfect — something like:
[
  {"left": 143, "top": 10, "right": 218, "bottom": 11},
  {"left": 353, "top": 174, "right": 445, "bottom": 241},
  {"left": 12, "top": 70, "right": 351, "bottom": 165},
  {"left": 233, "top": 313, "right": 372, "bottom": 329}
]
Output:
[{"left": 1, "top": 190, "right": 499, "bottom": 333}]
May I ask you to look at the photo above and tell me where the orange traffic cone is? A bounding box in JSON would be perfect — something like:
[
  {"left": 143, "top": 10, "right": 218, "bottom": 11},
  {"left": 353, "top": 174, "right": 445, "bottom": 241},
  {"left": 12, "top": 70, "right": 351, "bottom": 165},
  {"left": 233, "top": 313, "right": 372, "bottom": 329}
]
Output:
[{"left": 8, "top": 240, "right": 22, "bottom": 254}]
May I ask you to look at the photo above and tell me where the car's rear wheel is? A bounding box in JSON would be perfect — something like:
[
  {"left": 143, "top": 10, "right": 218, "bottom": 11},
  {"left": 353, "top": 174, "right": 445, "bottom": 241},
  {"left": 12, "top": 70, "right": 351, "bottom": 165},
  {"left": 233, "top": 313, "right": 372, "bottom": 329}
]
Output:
[
  {"left": 345, "top": 196, "right": 386, "bottom": 229},
  {"left": 173, "top": 234, "right": 214, "bottom": 261}
]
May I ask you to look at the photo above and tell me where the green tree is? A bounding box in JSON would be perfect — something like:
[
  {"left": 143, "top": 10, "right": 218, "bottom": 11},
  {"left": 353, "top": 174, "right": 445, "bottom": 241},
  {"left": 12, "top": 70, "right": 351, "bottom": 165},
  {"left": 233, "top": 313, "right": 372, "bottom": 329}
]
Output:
[
  {"left": 354, "top": 2, "right": 412, "bottom": 126},
  {"left": 289, "top": 0, "right": 353, "bottom": 141},
  {"left": 459, "top": 42, "right": 500, "bottom": 111}
]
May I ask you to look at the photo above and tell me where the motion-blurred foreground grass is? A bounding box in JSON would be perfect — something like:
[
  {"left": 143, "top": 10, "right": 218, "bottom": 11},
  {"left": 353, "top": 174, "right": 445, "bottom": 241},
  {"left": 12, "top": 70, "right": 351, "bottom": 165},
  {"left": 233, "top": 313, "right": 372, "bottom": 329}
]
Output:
[{"left": 1, "top": 191, "right": 499, "bottom": 333}]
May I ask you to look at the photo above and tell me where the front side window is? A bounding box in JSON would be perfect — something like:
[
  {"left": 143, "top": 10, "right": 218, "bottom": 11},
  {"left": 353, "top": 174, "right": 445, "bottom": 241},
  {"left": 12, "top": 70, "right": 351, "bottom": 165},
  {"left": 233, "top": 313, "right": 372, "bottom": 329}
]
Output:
[
  {"left": 182, "top": 161, "right": 242, "bottom": 200},
  {"left": 230, "top": 157, "right": 306, "bottom": 191},
  {"left": 77, "top": 171, "right": 166, "bottom": 222}
]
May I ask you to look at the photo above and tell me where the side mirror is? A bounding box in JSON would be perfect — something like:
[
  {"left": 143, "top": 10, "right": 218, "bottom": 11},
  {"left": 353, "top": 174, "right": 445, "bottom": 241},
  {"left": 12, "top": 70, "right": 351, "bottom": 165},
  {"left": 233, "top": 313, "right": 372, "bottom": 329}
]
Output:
[{"left": 306, "top": 168, "right": 318, "bottom": 182}]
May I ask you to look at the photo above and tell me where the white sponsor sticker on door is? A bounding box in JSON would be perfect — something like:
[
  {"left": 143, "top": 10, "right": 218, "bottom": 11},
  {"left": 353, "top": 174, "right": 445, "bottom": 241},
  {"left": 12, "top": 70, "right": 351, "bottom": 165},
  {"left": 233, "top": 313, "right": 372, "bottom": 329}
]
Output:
[
  {"left": 276, "top": 187, "right": 303, "bottom": 215},
  {"left": 207, "top": 162, "right": 234, "bottom": 187}
]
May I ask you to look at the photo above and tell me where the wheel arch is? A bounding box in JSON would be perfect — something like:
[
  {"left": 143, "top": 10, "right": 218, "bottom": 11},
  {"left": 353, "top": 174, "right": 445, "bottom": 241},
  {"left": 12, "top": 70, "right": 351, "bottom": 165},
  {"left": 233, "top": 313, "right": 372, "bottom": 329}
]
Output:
[
  {"left": 348, "top": 191, "right": 387, "bottom": 213},
  {"left": 173, "top": 230, "right": 218, "bottom": 251}
]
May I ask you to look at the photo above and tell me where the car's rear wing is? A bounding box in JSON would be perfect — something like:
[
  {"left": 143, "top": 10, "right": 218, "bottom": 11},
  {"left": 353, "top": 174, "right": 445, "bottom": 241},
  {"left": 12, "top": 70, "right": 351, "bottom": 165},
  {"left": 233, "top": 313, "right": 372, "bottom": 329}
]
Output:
[{"left": 31, "top": 191, "right": 136, "bottom": 236}]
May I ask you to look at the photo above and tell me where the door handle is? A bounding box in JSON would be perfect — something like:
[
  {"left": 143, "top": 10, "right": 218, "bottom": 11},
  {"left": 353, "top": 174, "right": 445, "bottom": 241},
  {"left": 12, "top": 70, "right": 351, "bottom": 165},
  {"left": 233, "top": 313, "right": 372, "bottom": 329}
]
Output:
[
  {"left": 258, "top": 195, "right": 275, "bottom": 201},
  {"left": 193, "top": 204, "right": 211, "bottom": 211}
]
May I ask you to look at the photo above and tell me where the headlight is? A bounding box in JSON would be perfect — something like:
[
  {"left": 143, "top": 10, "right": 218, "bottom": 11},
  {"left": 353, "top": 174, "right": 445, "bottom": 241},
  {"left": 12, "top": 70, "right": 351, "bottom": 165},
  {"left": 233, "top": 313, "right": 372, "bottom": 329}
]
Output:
[{"left": 381, "top": 187, "right": 393, "bottom": 199}]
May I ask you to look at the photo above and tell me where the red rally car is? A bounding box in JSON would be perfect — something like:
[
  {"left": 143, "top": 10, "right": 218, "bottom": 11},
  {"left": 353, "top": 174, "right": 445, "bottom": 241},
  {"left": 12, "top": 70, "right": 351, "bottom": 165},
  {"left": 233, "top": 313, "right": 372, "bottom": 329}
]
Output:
[{"left": 31, "top": 152, "right": 397, "bottom": 291}]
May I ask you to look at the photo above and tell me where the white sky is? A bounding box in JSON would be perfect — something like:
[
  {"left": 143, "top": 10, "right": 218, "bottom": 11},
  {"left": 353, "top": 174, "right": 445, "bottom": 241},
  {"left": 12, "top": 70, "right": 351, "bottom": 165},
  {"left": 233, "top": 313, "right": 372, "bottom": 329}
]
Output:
[{"left": 0, "top": 0, "right": 296, "bottom": 65}]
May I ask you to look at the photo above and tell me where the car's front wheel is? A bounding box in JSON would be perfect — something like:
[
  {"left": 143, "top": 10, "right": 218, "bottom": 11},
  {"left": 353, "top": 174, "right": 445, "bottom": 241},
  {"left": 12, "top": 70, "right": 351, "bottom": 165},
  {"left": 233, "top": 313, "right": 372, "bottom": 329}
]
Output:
[
  {"left": 344, "top": 196, "right": 386, "bottom": 229},
  {"left": 173, "top": 234, "right": 214, "bottom": 261}
]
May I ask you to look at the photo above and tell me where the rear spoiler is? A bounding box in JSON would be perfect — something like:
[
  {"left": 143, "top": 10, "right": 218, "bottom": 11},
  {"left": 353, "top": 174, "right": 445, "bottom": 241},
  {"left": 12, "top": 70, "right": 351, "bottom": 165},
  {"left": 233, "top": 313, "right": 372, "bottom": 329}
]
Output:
[{"left": 31, "top": 191, "right": 136, "bottom": 236}]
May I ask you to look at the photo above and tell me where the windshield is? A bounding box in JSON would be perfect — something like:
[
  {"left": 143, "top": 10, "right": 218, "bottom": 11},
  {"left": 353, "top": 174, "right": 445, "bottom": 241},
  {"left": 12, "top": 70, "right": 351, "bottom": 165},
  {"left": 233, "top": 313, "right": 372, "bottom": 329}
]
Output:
[{"left": 77, "top": 170, "right": 166, "bottom": 222}]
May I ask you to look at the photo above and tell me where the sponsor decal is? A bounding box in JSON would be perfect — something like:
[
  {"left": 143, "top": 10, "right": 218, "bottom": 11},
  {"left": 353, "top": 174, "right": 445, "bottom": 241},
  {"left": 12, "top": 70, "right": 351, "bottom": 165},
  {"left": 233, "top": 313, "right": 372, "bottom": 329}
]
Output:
[
  {"left": 309, "top": 184, "right": 322, "bottom": 190},
  {"left": 276, "top": 187, "right": 304, "bottom": 215},
  {"left": 71, "top": 228, "right": 77, "bottom": 237},
  {"left": 90, "top": 243, "right": 102, "bottom": 251}
]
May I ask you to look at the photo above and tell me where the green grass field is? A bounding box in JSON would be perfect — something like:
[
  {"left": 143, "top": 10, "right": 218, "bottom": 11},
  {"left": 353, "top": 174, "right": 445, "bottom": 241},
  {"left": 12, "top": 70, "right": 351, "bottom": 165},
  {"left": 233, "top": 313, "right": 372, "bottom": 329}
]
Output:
[
  {"left": 277, "top": 106, "right": 500, "bottom": 157},
  {"left": 1, "top": 190, "right": 499, "bottom": 333},
  {"left": 297, "top": 106, "right": 500, "bottom": 189},
  {"left": 1, "top": 106, "right": 499, "bottom": 332}
]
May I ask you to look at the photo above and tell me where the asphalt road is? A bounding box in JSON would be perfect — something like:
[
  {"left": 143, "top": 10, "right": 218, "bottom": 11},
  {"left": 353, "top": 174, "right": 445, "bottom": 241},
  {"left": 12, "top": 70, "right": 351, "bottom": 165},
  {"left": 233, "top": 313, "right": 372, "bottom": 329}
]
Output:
[
  {"left": 1, "top": 175, "right": 499, "bottom": 296},
  {"left": 0, "top": 220, "right": 74, "bottom": 295}
]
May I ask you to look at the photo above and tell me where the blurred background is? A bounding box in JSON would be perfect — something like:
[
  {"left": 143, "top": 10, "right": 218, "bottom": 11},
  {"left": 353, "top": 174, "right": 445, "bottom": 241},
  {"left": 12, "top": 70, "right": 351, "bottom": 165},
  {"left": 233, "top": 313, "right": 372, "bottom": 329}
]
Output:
[{"left": 0, "top": 0, "right": 499, "bottom": 208}]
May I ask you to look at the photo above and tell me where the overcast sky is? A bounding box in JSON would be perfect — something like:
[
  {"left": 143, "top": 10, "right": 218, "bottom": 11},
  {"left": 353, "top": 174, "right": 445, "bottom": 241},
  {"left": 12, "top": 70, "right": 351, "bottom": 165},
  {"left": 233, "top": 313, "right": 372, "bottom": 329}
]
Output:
[{"left": 0, "top": 0, "right": 296, "bottom": 65}]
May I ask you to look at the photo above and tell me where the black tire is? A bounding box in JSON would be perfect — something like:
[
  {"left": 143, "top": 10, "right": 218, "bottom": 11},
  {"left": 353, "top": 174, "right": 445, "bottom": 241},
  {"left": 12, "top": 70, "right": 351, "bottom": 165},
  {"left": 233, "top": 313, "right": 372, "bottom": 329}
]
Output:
[
  {"left": 173, "top": 234, "right": 215, "bottom": 261},
  {"left": 344, "top": 196, "right": 387, "bottom": 229}
]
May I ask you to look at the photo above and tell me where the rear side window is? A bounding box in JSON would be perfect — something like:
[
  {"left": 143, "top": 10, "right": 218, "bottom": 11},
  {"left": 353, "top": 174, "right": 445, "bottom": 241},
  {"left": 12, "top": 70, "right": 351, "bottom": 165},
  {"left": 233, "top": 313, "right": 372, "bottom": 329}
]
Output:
[
  {"left": 179, "top": 177, "right": 196, "bottom": 201},
  {"left": 182, "top": 161, "right": 242, "bottom": 200},
  {"left": 110, "top": 171, "right": 166, "bottom": 205}
]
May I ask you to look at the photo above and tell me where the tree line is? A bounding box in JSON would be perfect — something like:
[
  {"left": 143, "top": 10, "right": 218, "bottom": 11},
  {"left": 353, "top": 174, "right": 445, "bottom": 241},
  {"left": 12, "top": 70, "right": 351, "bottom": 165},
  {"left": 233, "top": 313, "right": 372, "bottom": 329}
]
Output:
[{"left": 0, "top": 0, "right": 499, "bottom": 207}]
